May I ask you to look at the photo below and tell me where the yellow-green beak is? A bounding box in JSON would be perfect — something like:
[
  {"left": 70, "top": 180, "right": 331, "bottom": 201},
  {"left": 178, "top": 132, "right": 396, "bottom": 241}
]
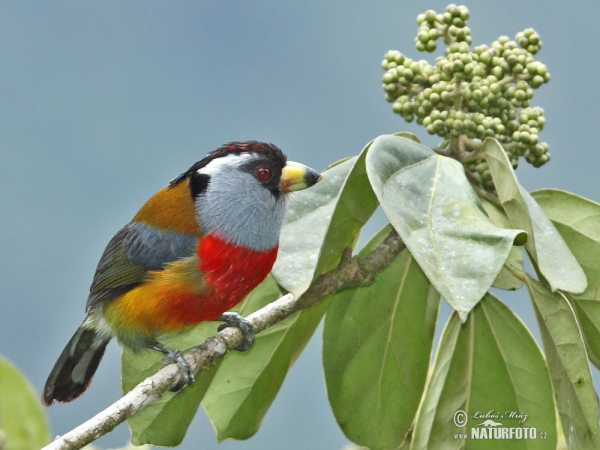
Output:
[{"left": 280, "top": 161, "right": 322, "bottom": 194}]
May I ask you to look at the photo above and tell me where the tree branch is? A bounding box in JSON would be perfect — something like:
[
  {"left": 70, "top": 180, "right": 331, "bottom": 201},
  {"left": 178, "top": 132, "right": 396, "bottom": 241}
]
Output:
[{"left": 43, "top": 229, "right": 405, "bottom": 450}]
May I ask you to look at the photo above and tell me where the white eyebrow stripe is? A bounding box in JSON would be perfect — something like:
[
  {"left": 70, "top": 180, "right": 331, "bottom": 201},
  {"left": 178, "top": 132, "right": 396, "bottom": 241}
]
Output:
[{"left": 197, "top": 153, "right": 254, "bottom": 176}]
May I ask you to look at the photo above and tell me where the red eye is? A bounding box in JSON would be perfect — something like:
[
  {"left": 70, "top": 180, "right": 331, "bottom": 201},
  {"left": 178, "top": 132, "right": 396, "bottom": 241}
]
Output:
[{"left": 257, "top": 167, "right": 272, "bottom": 181}]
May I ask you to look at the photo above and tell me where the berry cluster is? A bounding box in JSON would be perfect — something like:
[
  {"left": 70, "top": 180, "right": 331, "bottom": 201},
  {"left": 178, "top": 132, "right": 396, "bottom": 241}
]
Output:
[{"left": 382, "top": 4, "right": 550, "bottom": 190}]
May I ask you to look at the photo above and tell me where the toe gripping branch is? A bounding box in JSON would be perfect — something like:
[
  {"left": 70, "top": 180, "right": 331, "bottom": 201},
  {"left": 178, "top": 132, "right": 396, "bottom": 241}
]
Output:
[
  {"left": 216, "top": 312, "right": 255, "bottom": 351},
  {"left": 148, "top": 341, "right": 195, "bottom": 392}
]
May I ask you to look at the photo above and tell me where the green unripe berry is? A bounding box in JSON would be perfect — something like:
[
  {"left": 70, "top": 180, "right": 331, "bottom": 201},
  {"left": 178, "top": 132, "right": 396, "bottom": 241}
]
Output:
[
  {"left": 441, "top": 91, "right": 453, "bottom": 104},
  {"left": 458, "top": 5, "right": 469, "bottom": 20},
  {"left": 456, "top": 27, "right": 470, "bottom": 41},
  {"left": 479, "top": 51, "right": 491, "bottom": 65},
  {"left": 426, "top": 40, "right": 437, "bottom": 52},
  {"left": 516, "top": 80, "right": 528, "bottom": 90},
  {"left": 528, "top": 32, "right": 540, "bottom": 45},
  {"left": 417, "top": 13, "right": 427, "bottom": 25},
  {"left": 472, "top": 172, "right": 483, "bottom": 184},
  {"left": 382, "top": 72, "right": 395, "bottom": 84},
  {"left": 536, "top": 63, "right": 548, "bottom": 76},
  {"left": 384, "top": 83, "right": 398, "bottom": 94},
  {"left": 537, "top": 116, "right": 546, "bottom": 128},
  {"left": 530, "top": 75, "right": 544, "bottom": 88},
  {"left": 514, "top": 89, "right": 526, "bottom": 101},
  {"left": 393, "top": 102, "right": 403, "bottom": 113},
  {"left": 538, "top": 153, "right": 549, "bottom": 165},
  {"left": 417, "top": 30, "right": 430, "bottom": 43},
  {"left": 475, "top": 162, "right": 488, "bottom": 173},
  {"left": 452, "top": 17, "right": 465, "bottom": 27},
  {"left": 492, "top": 66, "right": 503, "bottom": 78}
]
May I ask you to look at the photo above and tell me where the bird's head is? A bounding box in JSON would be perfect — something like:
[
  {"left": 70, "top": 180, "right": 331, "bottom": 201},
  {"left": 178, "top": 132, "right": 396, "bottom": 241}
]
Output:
[{"left": 171, "top": 141, "right": 321, "bottom": 250}]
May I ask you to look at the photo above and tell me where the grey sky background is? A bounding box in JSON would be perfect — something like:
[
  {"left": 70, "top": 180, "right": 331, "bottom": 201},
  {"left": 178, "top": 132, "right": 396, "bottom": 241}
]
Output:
[{"left": 1, "top": 1, "right": 598, "bottom": 449}]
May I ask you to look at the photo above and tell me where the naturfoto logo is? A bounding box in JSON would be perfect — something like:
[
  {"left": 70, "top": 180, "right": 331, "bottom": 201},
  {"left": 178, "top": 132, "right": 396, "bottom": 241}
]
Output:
[{"left": 453, "top": 409, "right": 549, "bottom": 441}]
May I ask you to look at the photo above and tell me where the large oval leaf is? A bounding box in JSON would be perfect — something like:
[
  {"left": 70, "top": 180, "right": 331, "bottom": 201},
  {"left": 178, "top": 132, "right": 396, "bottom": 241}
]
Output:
[
  {"left": 526, "top": 276, "right": 600, "bottom": 448},
  {"left": 202, "top": 276, "right": 329, "bottom": 441},
  {"left": 323, "top": 224, "right": 440, "bottom": 449},
  {"left": 0, "top": 355, "right": 50, "bottom": 450},
  {"left": 412, "top": 293, "right": 556, "bottom": 449},
  {"left": 531, "top": 189, "right": 600, "bottom": 368},
  {"left": 272, "top": 140, "right": 379, "bottom": 296},
  {"left": 366, "top": 134, "right": 525, "bottom": 320},
  {"left": 272, "top": 156, "right": 356, "bottom": 296},
  {"left": 483, "top": 138, "right": 586, "bottom": 294},
  {"left": 123, "top": 329, "right": 221, "bottom": 446}
]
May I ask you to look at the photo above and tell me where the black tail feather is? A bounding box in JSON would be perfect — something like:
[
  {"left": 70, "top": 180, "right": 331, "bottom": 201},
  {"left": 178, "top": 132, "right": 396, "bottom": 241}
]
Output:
[{"left": 42, "top": 325, "right": 110, "bottom": 406}]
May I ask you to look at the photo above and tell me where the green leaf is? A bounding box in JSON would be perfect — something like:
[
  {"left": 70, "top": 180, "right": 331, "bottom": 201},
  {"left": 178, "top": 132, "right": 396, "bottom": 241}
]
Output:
[
  {"left": 480, "top": 198, "right": 524, "bottom": 290},
  {"left": 203, "top": 276, "right": 329, "bottom": 441},
  {"left": 366, "top": 134, "right": 525, "bottom": 320},
  {"left": 314, "top": 142, "right": 379, "bottom": 277},
  {"left": 0, "top": 355, "right": 50, "bottom": 450},
  {"left": 412, "top": 293, "right": 556, "bottom": 450},
  {"left": 323, "top": 224, "right": 440, "bottom": 449},
  {"left": 526, "top": 275, "right": 600, "bottom": 448},
  {"left": 124, "top": 276, "right": 281, "bottom": 446},
  {"left": 483, "top": 138, "right": 586, "bottom": 294},
  {"left": 272, "top": 141, "right": 378, "bottom": 296},
  {"left": 123, "top": 325, "right": 221, "bottom": 446},
  {"left": 531, "top": 189, "right": 600, "bottom": 369}
]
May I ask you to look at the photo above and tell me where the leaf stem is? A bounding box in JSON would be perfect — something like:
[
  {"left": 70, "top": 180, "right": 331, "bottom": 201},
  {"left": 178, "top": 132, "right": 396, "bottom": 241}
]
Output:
[{"left": 503, "top": 262, "right": 528, "bottom": 283}]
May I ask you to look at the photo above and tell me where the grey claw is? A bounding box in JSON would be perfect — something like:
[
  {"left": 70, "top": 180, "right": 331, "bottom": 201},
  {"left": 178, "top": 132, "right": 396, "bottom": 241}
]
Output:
[
  {"left": 148, "top": 342, "right": 195, "bottom": 391},
  {"left": 216, "top": 312, "right": 255, "bottom": 351}
]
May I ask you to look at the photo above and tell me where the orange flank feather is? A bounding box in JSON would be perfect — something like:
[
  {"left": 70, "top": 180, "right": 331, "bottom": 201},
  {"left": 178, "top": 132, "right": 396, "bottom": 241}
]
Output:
[
  {"left": 102, "top": 234, "right": 278, "bottom": 345},
  {"left": 133, "top": 179, "right": 200, "bottom": 235}
]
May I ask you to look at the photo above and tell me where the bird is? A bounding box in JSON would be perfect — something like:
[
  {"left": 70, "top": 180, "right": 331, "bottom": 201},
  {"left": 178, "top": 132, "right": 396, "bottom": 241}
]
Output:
[{"left": 42, "top": 141, "right": 321, "bottom": 406}]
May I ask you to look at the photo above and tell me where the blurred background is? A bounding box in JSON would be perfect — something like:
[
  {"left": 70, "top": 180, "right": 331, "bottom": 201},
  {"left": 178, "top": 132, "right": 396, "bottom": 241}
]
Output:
[{"left": 0, "top": 1, "right": 598, "bottom": 448}]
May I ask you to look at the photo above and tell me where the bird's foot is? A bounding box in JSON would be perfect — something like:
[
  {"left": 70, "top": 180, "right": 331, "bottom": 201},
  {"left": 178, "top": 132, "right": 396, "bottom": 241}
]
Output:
[
  {"left": 148, "top": 342, "right": 195, "bottom": 392},
  {"left": 216, "top": 312, "right": 255, "bottom": 351}
]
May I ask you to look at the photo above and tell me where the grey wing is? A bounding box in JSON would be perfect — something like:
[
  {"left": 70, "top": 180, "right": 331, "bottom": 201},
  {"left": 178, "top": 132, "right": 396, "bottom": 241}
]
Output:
[{"left": 85, "top": 221, "right": 198, "bottom": 311}]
